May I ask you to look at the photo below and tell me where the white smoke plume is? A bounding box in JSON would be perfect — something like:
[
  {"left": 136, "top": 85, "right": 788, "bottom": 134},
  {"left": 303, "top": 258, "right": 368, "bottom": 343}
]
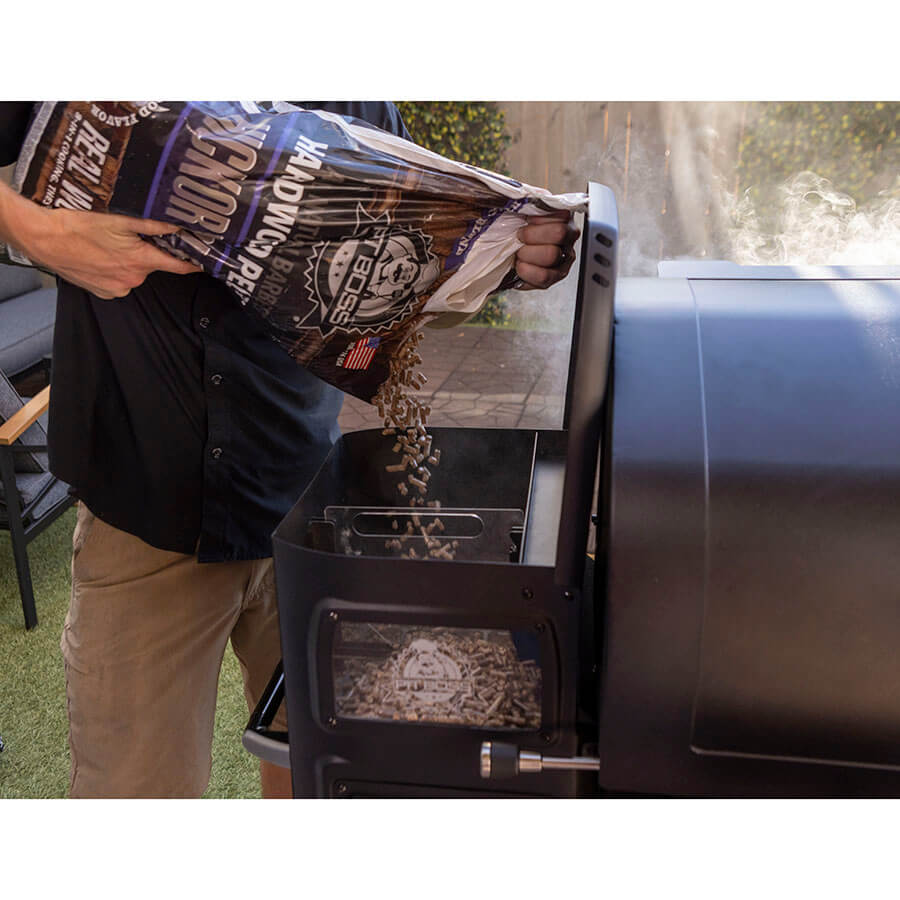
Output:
[
  {"left": 727, "top": 171, "right": 900, "bottom": 266},
  {"left": 512, "top": 103, "right": 899, "bottom": 276}
]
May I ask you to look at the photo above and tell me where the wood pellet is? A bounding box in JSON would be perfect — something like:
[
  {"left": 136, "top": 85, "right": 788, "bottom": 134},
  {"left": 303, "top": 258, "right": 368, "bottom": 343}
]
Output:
[
  {"left": 370, "top": 329, "right": 459, "bottom": 560},
  {"left": 332, "top": 626, "right": 542, "bottom": 729}
]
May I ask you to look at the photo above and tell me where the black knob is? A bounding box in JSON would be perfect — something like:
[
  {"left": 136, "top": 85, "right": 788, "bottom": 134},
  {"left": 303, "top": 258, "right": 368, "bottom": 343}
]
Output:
[{"left": 482, "top": 741, "right": 519, "bottom": 779}]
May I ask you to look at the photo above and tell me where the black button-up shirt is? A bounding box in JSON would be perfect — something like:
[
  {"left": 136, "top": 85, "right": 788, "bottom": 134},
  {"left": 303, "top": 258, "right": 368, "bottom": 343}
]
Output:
[{"left": 1, "top": 101, "right": 410, "bottom": 561}]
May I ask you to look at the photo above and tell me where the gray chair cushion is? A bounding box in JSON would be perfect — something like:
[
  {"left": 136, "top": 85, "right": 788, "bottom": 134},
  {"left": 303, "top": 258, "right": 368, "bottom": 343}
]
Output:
[
  {"left": 0, "top": 262, "right": 42, "bottom": 303},
  {"left": 28, "top": 474, "right": 70, "bottom": 519},
  {"left": 0, "top": 286, "right": 56, "bottom": 377},
  {"left": 0, "top": 368, "right": 47, "bottom": 473},
  {"left": 0, "top": 470, "right": 55, "bottom": 512}
]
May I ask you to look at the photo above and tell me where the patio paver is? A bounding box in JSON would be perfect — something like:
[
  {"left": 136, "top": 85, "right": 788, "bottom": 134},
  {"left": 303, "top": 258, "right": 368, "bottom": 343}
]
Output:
[{"left": 337, "top": 325, "right": 573, "bottom": 433}]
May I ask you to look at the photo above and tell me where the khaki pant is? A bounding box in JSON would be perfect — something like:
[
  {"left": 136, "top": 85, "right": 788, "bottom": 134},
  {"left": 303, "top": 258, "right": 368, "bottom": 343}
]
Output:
[{"left": 60, "top": 503, "right": 286, "bottom": 798}]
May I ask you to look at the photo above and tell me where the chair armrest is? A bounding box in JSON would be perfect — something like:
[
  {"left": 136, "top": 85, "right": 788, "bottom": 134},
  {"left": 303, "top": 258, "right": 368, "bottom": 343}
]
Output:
[{"left": 0, "top": 385, "right": 50, "bottom": 446}]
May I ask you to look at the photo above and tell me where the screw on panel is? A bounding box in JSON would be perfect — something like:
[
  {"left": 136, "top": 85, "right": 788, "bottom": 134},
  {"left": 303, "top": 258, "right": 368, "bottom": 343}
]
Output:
[
  {"left": 540, "top": 731, "right": 553, "bottom": 744},
  {"left": 522, "top": 587, "right": 534, "bottom": 600},
  {"left": 327, "top": 716, "right": 337, "bottom": 728},
  {"left": 564, "top": 590, "right": 575, "bottom": 601},
  {"left": 328, "top": 611, "right": 339, "bottom": 621},
  {"left": 336, "top": 782, "right": 348, "bottom": 795},
  {"left": 534, "top": 622, "right": 545, "bottom": 633}
]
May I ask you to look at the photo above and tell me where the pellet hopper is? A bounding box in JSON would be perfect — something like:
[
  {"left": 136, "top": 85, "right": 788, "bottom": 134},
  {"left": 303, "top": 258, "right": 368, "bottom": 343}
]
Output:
[{"left": 243, "top": 183, "right": 900, "bottom": 797}]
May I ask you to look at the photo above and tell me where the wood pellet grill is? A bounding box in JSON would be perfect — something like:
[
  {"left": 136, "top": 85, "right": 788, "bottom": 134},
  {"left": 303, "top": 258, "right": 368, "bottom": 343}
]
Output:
[{"left": 244, "top": 183, "right": 900, "bottom": 797}]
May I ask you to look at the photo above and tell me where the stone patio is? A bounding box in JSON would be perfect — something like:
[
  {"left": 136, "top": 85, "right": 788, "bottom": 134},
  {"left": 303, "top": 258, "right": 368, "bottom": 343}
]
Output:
[{"left": 337, "top": 324, "right": 573, "bottom": 434}]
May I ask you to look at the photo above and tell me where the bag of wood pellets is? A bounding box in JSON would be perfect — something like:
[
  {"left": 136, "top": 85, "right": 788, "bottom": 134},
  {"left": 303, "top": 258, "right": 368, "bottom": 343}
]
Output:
[{"left": 4, "top": 101, "right": 586, "bottom": 401}]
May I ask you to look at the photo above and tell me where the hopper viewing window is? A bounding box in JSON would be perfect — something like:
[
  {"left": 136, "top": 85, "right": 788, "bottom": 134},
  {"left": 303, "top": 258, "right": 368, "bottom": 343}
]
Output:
[{"left": 332, "top": 622, "right": 542, "bottom": 730}]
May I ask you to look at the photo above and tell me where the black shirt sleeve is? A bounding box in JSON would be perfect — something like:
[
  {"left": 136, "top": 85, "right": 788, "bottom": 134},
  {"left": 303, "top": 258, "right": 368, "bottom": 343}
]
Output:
[
  {"left": 296, "top": 101, "right": 412, "bottom": 143},
  {"left": 0, "top": 101, "right": 35, "bottom": 167},
  {"left": 380, "top": 103, "right": 412, "bottom": 143}
]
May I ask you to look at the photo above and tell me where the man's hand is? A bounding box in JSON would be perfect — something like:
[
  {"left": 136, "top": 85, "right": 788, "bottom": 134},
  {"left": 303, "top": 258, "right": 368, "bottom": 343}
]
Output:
[
  {"left": 29, "top": 210, "right": 202, "bottom": 299},
  {"left": 510, "top": 210, "right": 580, "bottom": 291},
  {"left": 0, "top": 182, "right": 201, "bottom": 299}
]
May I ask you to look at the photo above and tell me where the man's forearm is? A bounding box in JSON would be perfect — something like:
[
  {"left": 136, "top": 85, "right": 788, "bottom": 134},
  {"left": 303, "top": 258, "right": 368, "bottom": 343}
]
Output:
[
  {"left": 0, "top": 180, "right": 200, "bottom": 297},
  {"left": 0, "top": 180, "right": 55, "bottom": 259}
]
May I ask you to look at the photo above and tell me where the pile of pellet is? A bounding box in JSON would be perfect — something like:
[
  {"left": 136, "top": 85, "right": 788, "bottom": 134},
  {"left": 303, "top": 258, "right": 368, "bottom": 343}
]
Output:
[{"left": 333, "top": 627, "right": 542, "bottom": 729}]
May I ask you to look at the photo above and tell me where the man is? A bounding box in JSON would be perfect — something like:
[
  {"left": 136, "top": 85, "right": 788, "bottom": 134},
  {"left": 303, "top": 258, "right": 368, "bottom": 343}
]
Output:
[{"left": 0, "top": 100, "right": 577, "bottom": 798}]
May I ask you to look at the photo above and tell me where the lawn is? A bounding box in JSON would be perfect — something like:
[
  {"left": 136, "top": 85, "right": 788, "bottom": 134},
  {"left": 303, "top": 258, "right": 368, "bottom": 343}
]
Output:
[{"left": 0, "top": 508, "right": 262, "bottom": 799}]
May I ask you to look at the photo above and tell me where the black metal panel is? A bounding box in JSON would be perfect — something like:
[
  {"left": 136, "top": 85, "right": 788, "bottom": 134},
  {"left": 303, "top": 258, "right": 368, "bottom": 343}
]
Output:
[
  {"left": 597, "top": 274, "right": 900, "bottom": 796},
  {"left": 596, "top": 276, "right": 713, "bottom": 794},
  {"left": 273, "top": 533, "right": 585, "bottom": 797},
  {"left": 289, "top": 426, "right": 537, "bottom": 518},
  {"left": 692, "top": 278, "right": 900, "bottom": 770},
  {"left": 555, "top": 183, "right": 617, "bottom": 590},
  {"left": 271, "top": 419, "right": 594, "bottom": 797},
  {"left": 327, "top": 778, "right": 559, "bottom": 798}
]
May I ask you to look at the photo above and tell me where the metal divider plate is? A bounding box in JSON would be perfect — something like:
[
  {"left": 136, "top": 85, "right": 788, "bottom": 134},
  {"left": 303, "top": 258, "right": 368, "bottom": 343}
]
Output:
[{"left": 324, "top": 505, "right": 524, "bottom": 562}]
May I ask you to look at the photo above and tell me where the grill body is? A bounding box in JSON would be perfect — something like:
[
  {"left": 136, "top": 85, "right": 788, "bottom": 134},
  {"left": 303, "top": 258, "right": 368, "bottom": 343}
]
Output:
[
  {"left": 254, "top": 187, "right": 900, "bottom": 797},
  {"left": 598, "top": 265, "right": 900, "bottom": 797}
]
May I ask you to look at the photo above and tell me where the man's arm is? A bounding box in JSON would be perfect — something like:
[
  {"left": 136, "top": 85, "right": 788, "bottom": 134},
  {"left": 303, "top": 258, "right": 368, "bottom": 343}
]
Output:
[
  {"left": 380, "top": 101, "right": 577, "bottom": 293},
  {"left": 0, "top": 180, "right": 201, "bottom": 299}
]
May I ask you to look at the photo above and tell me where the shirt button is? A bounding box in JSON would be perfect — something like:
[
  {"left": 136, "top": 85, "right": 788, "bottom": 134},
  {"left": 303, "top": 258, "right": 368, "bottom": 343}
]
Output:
[
  {"left": 211, "top": 447, "right": 223, "bottom": 460},
  {"left": 199, "top": 316, "right": 210, "bottom": 329},
  {"left": 210, "top": 374, "right": 223, "bottom": 386}
]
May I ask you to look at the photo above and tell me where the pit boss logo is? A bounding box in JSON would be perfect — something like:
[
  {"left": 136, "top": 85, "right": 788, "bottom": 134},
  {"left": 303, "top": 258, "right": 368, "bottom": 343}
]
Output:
[
  {"left": 392, "top": 639, "right": 473, "bottom": 705},
  {"left": 302, "top": 226, "right": 440, "bottom": 336}
]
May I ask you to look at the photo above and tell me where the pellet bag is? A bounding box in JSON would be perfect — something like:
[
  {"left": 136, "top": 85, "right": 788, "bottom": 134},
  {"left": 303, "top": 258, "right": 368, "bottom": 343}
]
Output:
[{"left": 5, "top": 101, "right": 587, "bottom": 400}]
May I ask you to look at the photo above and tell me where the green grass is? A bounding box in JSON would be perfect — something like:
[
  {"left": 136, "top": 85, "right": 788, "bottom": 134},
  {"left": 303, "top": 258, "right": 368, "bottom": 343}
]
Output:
[{"left": 0, "top": 508, "right": 262, "bottom": 798}]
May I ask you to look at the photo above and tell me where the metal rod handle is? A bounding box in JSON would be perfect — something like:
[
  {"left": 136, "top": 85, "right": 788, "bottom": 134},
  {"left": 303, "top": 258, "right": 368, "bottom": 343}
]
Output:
[{"left": 480, "top": 741, "right": 600, "bottom": 779}]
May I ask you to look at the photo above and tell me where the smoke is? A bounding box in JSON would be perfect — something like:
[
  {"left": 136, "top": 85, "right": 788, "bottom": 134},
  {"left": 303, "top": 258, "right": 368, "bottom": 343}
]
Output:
[
  {"left": 494, "top": 103, "right": 899, "bottom": 420},
  {"left": 564, "top": 102, "right": 750, "bottom": 276},
  {"left": 727, "top": 171, "right": 900, "bottom": 266},
  {"left": 567, "top": 108, "right": 667, "bottom": 277},
  {"left": 601, "top": 126, "right": 666, "bottom": 277},
  {"left": 516, "top": 103, "right": 899, "bottom": 278}
]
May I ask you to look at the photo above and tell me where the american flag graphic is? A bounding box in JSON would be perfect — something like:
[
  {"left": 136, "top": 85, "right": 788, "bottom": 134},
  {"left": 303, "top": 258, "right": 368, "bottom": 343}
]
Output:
[{"left": 340, "top": 337, "right": 381, "bottom": 370}]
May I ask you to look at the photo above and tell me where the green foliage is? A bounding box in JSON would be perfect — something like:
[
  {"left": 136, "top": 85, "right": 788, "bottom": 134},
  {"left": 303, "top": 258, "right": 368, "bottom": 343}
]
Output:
[
  {"left": 470, "top": 288, "right": 512, "bottom": 327},
  {"left": 736, "top": 102, "right": 900, "bottom": 220},
  {"left": 397, "top": 102, "right": 513, "bottom": 325},
  {"left": 396, "top": 101, "right": 511, "bottom": 173}
]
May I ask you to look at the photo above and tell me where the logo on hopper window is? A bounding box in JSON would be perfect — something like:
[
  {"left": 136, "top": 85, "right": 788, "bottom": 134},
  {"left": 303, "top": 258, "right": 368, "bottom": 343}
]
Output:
[
  {"left": 302, "top": 226, "right": 440, "bottom": 337},
  {"left": 392, "top": 639, "right": 473, "bottom": 705}
]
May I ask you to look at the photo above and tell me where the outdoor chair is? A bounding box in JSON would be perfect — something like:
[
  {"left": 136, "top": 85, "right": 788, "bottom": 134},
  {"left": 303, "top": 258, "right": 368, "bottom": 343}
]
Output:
[
  {"left": 0, "top": 260, "right": 71, "bottom": 629},
  {"left": 0, "top": 370, "right": 73, "bottom": 629},
  {"left": 0, "top": 372, "right": 74, "bottom": 629}
]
